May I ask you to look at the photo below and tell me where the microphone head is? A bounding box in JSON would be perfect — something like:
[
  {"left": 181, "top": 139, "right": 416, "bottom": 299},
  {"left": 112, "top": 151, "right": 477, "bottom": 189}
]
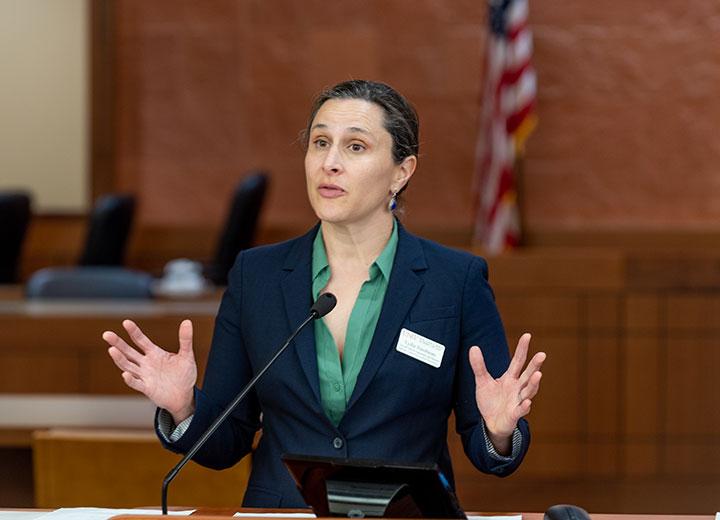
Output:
[{"left": 311, "top": 292, "right": 337, "bottom": 318}]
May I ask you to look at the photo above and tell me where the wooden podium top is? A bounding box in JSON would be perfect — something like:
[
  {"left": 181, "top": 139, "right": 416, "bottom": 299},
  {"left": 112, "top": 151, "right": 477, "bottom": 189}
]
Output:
[{"left": 109, "top": 512, "right": 716, "bottom": 520}]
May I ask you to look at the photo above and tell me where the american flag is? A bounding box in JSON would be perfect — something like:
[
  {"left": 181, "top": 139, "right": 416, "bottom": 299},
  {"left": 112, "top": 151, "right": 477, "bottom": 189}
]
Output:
[{"left": 472, "top": 0, "right": 537, "bottom": 254}]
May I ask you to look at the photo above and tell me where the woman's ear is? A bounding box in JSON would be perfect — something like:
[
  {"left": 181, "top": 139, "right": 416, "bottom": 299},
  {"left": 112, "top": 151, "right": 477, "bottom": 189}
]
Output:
[{"left": 393, "top": 155, "right": 417, "bottom": 192}]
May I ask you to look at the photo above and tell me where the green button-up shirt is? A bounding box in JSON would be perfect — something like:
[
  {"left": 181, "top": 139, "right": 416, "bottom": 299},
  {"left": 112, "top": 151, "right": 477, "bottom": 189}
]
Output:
[{"left": 311, "top": 221, "right": 398, "bottom": 426}]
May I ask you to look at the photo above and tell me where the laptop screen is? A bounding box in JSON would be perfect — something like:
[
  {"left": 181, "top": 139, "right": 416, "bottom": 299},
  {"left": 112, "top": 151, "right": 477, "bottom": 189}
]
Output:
[{"left": 282, "top": 454, "right": 467, "bottom": 518}]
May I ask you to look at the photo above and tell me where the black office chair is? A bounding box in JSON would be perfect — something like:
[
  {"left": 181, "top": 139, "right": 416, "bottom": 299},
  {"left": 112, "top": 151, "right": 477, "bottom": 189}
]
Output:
[
  {"left": 0, "top": 191, "right": 32, "bottom": 283},
  {"left": 206, "top": 172, "right": 269, "bottom": 285},
  {"left": 26, "top": 267, "right": 153, "bottom": 299},
  {"left": 78, "top": 194, "right": 136, "bottom": 266}
]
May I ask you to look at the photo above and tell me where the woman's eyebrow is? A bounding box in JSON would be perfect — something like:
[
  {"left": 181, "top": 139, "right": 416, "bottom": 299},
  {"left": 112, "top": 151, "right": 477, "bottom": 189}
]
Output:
[
  {"left": 346, "top": 126, "right": 370, "bottom": 135},
  {"left": 311, "top": 123, "right": 371, "bottom": 136}
]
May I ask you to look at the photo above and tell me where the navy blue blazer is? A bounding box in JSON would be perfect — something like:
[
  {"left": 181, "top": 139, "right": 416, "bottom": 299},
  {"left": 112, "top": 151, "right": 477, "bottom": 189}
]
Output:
[{"left": 158, "top": 223, "right": 530, "bottom": 507}]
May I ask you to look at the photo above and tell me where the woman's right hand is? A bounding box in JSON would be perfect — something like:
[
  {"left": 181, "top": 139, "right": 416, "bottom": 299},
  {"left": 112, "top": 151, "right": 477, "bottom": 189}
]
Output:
[{"left": 103, "top": 319, "right": 197, "bottom": 424}]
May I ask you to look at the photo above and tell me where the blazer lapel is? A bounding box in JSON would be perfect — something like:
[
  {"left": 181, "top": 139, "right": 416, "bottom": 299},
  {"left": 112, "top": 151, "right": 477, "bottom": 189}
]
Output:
[
  {"left": 280, "top": 224, "right": 323, "bottom": 405},
  {"left": 346, "top": 224, "right": 428, "bottom": 411}
]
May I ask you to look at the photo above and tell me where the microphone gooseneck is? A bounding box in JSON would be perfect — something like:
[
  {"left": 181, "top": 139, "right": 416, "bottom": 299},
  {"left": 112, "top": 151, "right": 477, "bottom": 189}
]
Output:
[{"left": 161, "top": 293, "right": 336, "bottom": 514}]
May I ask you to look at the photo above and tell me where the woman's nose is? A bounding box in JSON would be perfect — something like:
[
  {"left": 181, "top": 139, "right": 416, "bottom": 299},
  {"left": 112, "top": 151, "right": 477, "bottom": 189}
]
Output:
[{"left": 322, "top": 146, "right": 342, "bottom": 174}]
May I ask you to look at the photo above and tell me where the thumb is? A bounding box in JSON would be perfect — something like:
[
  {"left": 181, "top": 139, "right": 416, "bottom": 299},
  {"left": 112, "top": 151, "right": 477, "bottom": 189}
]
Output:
[
  {"left": 469, "top": 346, "right": 491, "bottom": 383},
  {"left": 178, "top": 319, "right": 194, "bottom": 356}
]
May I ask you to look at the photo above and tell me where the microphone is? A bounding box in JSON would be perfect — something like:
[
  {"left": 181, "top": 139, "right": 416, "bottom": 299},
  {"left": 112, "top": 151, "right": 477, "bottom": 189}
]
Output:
[
  {"left": 161, "top": 292, "right": 337, "bottom": 514},
  {"left": 310, "top": 292, "right": 337, "bottom": 319}
]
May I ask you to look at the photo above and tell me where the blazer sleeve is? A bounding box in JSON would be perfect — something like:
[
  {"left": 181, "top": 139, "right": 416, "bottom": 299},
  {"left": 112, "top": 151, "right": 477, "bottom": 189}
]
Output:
[
  {"left": 156, "top": 251, "right": 261, "bottom": 470},
  {"left": 453, "top": 256, "right": 530, "bottom": 476}
]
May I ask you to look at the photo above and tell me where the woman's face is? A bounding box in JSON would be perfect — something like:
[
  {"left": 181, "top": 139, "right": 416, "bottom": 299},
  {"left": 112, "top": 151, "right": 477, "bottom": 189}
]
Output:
[{"left": 305, "top": 98, "right": 415, "bottom": 228}]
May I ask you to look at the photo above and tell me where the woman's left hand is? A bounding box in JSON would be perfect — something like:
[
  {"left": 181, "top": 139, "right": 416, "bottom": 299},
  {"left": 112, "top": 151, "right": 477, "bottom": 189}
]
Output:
[{"left": 469, "top": 333, "right": 546, "bottom": 454}]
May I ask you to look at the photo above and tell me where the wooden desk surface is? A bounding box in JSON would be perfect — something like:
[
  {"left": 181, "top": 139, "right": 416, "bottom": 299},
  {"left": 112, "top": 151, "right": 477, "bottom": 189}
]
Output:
[
  {"left": 0, "top": 298, "right": 220, "bottom": 317},
  {"left": 0, "top": 395, "right": 155, "bottom": 446},
  {"left": 0, "top": 284, "right": 24, "bottom": 300},
  {"left": 109, "top": 511, "right": 716, "bottom": 520},
  {"left": 0, "top": 510, "right": 714, "bottom": 520}
]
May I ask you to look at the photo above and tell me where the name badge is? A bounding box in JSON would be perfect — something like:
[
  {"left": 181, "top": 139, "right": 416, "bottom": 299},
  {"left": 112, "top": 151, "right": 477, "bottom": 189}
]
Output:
[{"left": 396, "top": 328, "right": 445, "bottom": 368}]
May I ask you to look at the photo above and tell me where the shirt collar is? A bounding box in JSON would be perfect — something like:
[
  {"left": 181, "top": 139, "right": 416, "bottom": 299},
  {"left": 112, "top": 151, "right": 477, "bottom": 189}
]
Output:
[
  {"left": 311, "top": 227, "right": 329, "bottom": 281},
  {"left": 312, "top": 220, "right": 399, "bottom": 282},
  {"left": 374, "top": 219, "right": 398, "bottom": 280}
]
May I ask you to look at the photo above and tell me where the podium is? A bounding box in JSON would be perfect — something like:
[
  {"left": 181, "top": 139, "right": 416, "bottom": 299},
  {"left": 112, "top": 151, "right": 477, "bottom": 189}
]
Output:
[{"left": 107, "top": 513, "right": 715, "bottom": 520}]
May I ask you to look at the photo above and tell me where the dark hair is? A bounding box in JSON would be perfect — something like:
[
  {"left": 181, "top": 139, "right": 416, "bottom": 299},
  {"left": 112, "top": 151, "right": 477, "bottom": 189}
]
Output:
[{"left": 304, "top": 80, "right": 419, "bottom": 197}]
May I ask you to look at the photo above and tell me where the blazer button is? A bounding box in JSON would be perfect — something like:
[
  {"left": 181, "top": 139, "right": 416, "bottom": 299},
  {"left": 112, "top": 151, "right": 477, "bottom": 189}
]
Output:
[{"left": 332, "top": 437, "right": 344, "bottom": 449}]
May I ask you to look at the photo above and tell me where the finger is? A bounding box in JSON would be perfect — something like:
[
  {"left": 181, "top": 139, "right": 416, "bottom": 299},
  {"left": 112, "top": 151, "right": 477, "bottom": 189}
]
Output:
[
  {"left": 507, "top": 333, "right": 531, "bottom": 378},
  {"left": 102, "top": 331, "right": 143, "bottom": 365},
  {"left": 102, "top": 330, "right": 128, "bottom": 348},
  {"left": 122, "top": 319, "right": 158, "bottom": 354},
  {"left": 518, "top": 371, "right": 542, "bottom": 402},
  {"left": 469, "top": 346, "right": 492, "bottom": 383},
  {"left": 519, "top": 351, "right": 547, "bottom": 385},
  {"left": 178, "top": 319, "right": 194, "bottom": 357},
  {"left": 108, "top": 346, "right": 142, "bottom": 376},
  {"left": 514, "top": 398, "right": 532, "bottom": 420},
  {"left": 121, "top": 371, "right": 146, "bottom": 394}
]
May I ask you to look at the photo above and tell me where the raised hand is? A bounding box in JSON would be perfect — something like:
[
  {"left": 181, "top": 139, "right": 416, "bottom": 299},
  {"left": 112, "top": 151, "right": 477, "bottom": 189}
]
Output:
[
  {"left": 103, "top": 319, "right": 197, "bottom": 424},
  {"left": 469, "top": 333, "right": 546, "bottom": 454}
]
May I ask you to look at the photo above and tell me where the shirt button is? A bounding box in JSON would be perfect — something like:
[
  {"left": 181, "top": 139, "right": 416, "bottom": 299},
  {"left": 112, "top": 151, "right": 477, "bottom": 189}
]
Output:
[
  {"left": 333, "top": 437, "right": 344, "bottom": 449},
  {"left": 333, "top": 382, "right": 341, "bottom": 392}
]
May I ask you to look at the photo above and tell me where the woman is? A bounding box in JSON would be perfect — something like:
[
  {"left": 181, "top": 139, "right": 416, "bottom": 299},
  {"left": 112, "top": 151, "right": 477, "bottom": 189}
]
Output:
[{"left": 104, "top": 80, "right": 546, "bottom": 508}]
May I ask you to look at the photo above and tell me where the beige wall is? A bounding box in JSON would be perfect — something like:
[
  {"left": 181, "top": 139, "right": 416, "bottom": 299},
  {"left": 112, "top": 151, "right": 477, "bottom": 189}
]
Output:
[{"left": 0, "top": 0, "right": 88, "bottom": 213}]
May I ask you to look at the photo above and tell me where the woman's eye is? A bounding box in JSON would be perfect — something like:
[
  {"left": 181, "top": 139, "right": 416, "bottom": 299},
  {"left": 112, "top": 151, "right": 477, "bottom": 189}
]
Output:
[
  {"left": 314, "top": 139, "right": 329, "bottom": 148},
  {"left": 349, "top": 143, "right": 365, "bottom": 152}
]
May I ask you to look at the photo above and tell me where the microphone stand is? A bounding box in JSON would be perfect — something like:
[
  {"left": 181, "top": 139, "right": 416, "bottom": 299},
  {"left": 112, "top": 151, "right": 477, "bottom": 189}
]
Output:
[{"left": 161, "top": 293, "right": 335, "bottom": 514}]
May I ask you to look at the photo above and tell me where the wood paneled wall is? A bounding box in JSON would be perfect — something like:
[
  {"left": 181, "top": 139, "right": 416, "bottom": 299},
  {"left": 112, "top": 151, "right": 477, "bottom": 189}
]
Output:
[
  {"left": 493, "top": 289, "right": 719, "bottom": 475},
  {"left": 446, "top": 249, "right": 720, "bottom": 513}
]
